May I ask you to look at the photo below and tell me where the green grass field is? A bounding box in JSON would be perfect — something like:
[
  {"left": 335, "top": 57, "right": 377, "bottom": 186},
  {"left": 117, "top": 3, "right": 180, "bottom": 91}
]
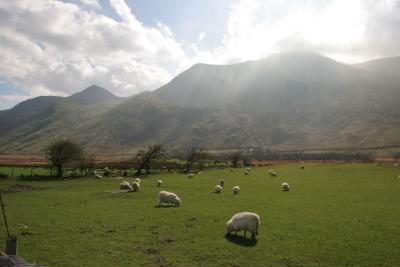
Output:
[{"left": 0, "top": 163, "right": 399, "bottom": 266}]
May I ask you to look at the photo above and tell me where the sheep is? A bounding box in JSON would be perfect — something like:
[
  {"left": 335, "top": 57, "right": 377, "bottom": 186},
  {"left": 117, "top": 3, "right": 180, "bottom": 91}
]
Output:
[
  {"left": 219, "top": 179, "right": 225, "bottom": 187},
  {"left": 232, "top": 186, "right": 240, "bottom": 194},
  {"left": 244, "top": 170, "right": 249, "bottom": 175},
  {"left": 246, "top": 167, "right": 251, "bottom": 172},
  {"left": 226, "top": 212, "right": 260, "bottom": 239},
  {"left": 120, "top": 181, "right": 132, "bottom": 190},
  {"left": 214, "top": 185, "right": 222, "bottom": 193},
  {"left": 95, "top": 174, "right": 103, "bottom": 179},
  {"left": 300, "top": 162, "right": 305, "bottom": 170},
  {"left": 282, "top": 182, "right": 290, "bottom": 191},
  {"left": 268, "top": 170, "right": 278, "bottom": 177},
  {"left": 133, "top": 178, "right": 141, "bottom": 184},
  {"left": 131, "top": 181, "right": 140, "bottom": 192},
  {"left": 159, "top": 191, "right": 181, "bottom": 207},
  {"left": 156, "top": 180, "right": 163, "bottom": 187},
  {"left": 188, "top": 173, "right": 194, "bottom": 179}
]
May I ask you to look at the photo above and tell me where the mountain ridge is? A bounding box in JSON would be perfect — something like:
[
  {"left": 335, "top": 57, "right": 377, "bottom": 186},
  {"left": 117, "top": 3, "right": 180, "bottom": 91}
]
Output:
[{"left": 0, "top": 53, "right": 399, "bottom": 153}]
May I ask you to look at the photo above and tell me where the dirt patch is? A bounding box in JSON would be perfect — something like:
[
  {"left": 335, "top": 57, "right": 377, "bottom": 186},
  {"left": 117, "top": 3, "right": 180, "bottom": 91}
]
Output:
[{"left": 1, "top": 184, "right": 34, "bottom": 193}]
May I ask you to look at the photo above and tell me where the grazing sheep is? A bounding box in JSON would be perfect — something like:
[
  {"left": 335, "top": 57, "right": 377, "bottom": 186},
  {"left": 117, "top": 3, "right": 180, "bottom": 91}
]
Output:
[
  {"left": 131, "top": 181, "right": 140, "bottom": 192},
  {"left": 300, "top": 162, "right": 305, "bottom": 170},
  {"left": 95, "top": 174, "right": 103, "bottom": 179},
  {"left": 188, "top": 173, "right": 194, "bottom": 179},
  {"left": 282, "top": 182, "right": 290, "bottom": 191},
  {"left": 198, "top": 171, "right": 202, "bottom": 175},
  {"left": 232, "top": 186, "right": 240, "bottom": 194},
  {"left": 219, "top": 179, "right": 225, "bottom": 187},
  {"left": 159, "top": 191, "right": 181, "bottom": 207},
  {"left": 244, "top": 170, "right": 249, "bottom": 175},
  {"left": 156, "top": 180, "right": 163, "bottom": 187},
  {"left": 214, "top": 185, "right": 222, "bottom": 193},
  {"left": 246, "top": 167, "right": 250, "bottom": 172},
  {"left": 133, "top": 178, "right": 141, "bottom": 184},
  {"left": 226, "top": 212, "right": 260, "bottom": 239},
  {"left": 120, "top": 181, "right": 132, "bottom": 190},
  {"left": 268, "top": 170, "right": 278, "bottom": 177}
]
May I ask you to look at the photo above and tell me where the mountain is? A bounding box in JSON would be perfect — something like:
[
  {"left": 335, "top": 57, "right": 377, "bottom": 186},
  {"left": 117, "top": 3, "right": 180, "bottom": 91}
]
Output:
[
  {"left": 68, "top": 85, "right": 120, "bottom": 104},
  {"left": 0, "top": 85, "right": 125, "bottom": 152},
  {"left": 0, "top": 53, "right": 399, "bottom": 154},
  {"left": 353, "top": 56, "right": 400, "bottom": 78}
]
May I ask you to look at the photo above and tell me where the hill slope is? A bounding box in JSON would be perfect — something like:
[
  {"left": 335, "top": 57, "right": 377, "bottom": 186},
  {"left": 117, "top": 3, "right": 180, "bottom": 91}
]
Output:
[{"left": 0, "top": 53, "right": 399, "bottom": 153}]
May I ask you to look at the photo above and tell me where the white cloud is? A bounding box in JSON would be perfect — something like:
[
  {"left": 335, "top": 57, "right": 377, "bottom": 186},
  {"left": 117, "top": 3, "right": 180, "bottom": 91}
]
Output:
[
  {"left": 198, "top": 32, "right": 206, "bottom": 42},
  {"left": 0, "top": 0, "right": 399, "bottom": 109},
  {"left": 0, "top": 0, "right": 186, "bottom": 100}
]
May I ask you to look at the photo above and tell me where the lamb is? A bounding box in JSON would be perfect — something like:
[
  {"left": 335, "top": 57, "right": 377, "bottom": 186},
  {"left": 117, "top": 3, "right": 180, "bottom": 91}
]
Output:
[
  {"left": 214, "top": 185, "right": 222, "bottom": 193},
  {"left": 282, "top": 182, "right": 290, "bottom": 191},
  {"left": 133, "top": 178, "right": 141, "bottom": 184},
  {"left": 188, "top": 173, "right": 194, "bottom": 179},
  {"left": 131, "top": 181, "right": 140, "bottom": 192},
  {"left": 232, "top": 186, "right": 240, "bottom": 194},
  {"left": 159, "top": 191, "right": 181, "bottom": 207},
  {"left": 219, "top": 179, "right": 225, "bottom": 187},
  {"left": 226, "top": 212, "right": 260, "bottom": 239},
  {"left": 120, "top": 181, "right": 132, "bottom": 190},
  {"left": 156, "top": 180, "right": 163, "bottom": 187}
]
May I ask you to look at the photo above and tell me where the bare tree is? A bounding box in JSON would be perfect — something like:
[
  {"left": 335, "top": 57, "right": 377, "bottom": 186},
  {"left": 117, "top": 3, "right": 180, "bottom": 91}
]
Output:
[
  {"left": 231, "top": 151, "right": 242, "bottom": 168},
  {"left": 44, "top": 139, "right": 83, "bottom": 177},
  {"left": 185, "top": 147, "right": 207, "bottom": 173},
  {"left": 135, "top": 144, "right": 164, "bottom": 175}
]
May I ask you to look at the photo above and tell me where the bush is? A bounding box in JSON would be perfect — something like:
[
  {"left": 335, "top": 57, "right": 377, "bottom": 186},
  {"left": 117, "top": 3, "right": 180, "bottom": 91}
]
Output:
[{"left": 0, "top": 172, "right": 9, "bottom": 179}]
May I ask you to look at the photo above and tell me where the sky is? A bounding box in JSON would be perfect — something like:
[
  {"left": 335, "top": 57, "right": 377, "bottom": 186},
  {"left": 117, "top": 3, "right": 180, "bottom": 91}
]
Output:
[{"left": 0, "top": 0, "right": 399, "bottom": 109}]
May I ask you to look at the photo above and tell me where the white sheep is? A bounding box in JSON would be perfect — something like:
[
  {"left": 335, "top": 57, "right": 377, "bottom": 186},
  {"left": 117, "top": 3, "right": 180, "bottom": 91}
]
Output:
[
  {"left": 131, "top": 181, "right": 140, "bottom": 192},
  {"left": 219, "top": 179, "right": 225, "bottom": 187},
  {"left": 226, "top": 212, "right": 260, "bottom": 239},
  {"left": 95, "top": 174, "right": 103, "bottom": 179},
  {"left": 133, "top": 178, "right": 141, "bottom": 184},
  {"left": 268, "top": 170, "right": 278, "bottom": 177},
  {"left": 120, "top": 181, "right": 132, "bottom": 190},
  {"left": 159, "top": 191, "right": 181, "bottom": 207},
  {"left": 282, "top": 182, "right": 290, "bottom": 191},
  {"left": 244, "top": 170, "right": 249, "bottom": 175},
  {"left": 156, "top": 180, "right": 163, "bottom": 187},
  {"left": 246, "top": 167, "right": 251, "bottom": 172},
  {"left": 188, "top": 173, "right": 194, "bottom": 179},
  {"left": 214, "top": 185, "right": 222, "bottom": 193},
  {"left": 300, "top": 162, "right": 305, "bottom": 170},
  {"left": 232, "top": 186, "right": 240, "bottom": 194}
]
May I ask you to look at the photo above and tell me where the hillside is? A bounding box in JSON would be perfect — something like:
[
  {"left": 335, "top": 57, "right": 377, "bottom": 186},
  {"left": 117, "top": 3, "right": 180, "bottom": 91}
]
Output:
[
  {"left": 353, "top": 56, "right": 400, "bottom": 78},
  {"left": 0, "top": 53, "right": 399, "bottom": 154}
]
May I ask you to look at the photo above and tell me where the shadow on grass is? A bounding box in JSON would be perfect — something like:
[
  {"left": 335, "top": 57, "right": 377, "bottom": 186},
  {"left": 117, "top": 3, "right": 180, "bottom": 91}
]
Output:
[
  {"left": 225, "top": 233, "right": 258, "bottom": 247},
  {"left": 154, "top": 205, "right": 180, "bottom": 208}
]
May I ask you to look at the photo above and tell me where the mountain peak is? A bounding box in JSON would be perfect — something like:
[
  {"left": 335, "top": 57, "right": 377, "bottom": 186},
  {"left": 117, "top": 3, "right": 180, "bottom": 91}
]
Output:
[{"left": 69, "top": 85, "right": 118, "bottom": 104}]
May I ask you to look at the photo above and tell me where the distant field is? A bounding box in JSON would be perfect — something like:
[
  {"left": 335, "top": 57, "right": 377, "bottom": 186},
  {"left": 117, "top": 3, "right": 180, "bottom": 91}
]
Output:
[{"left": 0, "top": 163, "right": 399, "bottom": 266}]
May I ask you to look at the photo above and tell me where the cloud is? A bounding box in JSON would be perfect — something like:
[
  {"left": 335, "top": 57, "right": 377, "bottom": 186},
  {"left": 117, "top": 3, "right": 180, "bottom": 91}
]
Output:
[
  {"left": 0, "top": 0, "right": 186, "bottom": 100},
  {"left": 0, "top": 0, "right": 399, "bottom": 109},
  {"left": 198, "top": 32, "right": 206, "bottom": 42}
]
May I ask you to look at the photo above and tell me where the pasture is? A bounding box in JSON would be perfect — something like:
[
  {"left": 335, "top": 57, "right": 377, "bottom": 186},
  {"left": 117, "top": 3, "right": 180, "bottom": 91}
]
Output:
[{"left": 0, "top": 163, "right": 399, "bottom": 266}]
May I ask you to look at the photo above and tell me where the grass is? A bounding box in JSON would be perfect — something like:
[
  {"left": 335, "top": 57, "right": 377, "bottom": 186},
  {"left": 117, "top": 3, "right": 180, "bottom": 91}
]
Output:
[{"left": 0, "top": 163, "right": 399, "bottom": 266}]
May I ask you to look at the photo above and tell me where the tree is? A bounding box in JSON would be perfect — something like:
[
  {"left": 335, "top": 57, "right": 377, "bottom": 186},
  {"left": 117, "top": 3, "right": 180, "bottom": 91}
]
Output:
[
  {"left": 44, "top": 139, "right": 83, "bottom": 177},
  {"left": 185, "top": 147, "right": 207, "bottom": 173},
  {"left": 135, "top": 144, "right": 164, "bottom": 175},
  {"left": 231, "top": 151, "right": 242, "bottom": 168}
]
